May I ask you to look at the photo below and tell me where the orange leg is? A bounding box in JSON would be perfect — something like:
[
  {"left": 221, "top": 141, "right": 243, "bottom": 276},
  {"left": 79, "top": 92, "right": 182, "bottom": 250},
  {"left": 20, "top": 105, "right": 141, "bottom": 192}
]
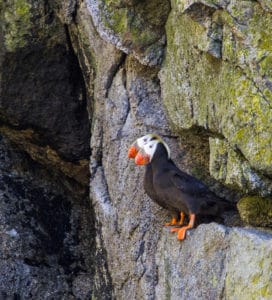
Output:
[
  {"left": 164, "top": 217, "right": 178, "bottom": 226},
  {"left": 170, "top": 212, "right": 185, "bottom": 232},
  {"left": 177, "top": 213, "right": 196, "bottom": 240},
  {"left": 178, "top": 212, "right": 185, "bottom": 226}
]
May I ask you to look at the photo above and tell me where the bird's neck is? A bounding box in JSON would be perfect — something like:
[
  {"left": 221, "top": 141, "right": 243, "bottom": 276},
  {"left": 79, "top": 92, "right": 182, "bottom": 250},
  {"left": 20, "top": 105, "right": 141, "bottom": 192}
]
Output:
[{"left": 150, "top": 143, "right": 170, "bottom": 168}]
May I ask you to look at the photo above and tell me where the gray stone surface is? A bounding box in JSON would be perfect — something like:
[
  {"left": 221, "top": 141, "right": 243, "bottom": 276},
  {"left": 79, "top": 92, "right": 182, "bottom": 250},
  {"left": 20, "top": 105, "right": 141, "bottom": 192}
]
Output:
[
  {"left": 156, "top": 223, "right": 272, "bottom": 300},
  {"left": 85, "top": 0, "right": 170, "bottom": 66},
  {"left": 160, "top": 0, "right": 272, "bottom": 184}
]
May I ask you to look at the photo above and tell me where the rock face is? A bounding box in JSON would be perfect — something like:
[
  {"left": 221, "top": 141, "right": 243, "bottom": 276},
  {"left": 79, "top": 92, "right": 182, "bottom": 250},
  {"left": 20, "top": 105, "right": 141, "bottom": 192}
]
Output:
[
  {"left": 0, "top": 0, "right": 96, "bottom": 298},
  {"left": 156, "top": 224, "right": 272, "bottom": 299},
  {"left": 0, "top": 135, "right": 95, "bottom": 299},
  {"left": 160, "top": 0, "right": 272, "bottom": 193},
  {"left": 0, "top": 0, "right": 272, "bottom": 299}
]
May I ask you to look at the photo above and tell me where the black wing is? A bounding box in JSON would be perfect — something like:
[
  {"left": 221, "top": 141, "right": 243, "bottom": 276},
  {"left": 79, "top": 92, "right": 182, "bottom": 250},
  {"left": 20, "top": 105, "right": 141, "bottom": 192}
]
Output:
[{"left": 169, "top": 167, "right": 209, "bottom": 197}]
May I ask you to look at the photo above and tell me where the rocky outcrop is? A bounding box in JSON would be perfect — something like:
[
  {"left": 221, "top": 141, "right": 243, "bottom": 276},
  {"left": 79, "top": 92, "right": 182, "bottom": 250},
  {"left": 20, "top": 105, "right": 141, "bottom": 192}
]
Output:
[
  {"left": 0, "top": 0, "right": 95, "bottom": 298},
  {"left": 0, "top": 135, "right": 95, "bottom": 299},
  {"left": 85, "top": 0, "right": 170, "bottom": 66},
  {"left": 0, "top": 0, "right": 271, "bottom": 299},
  {"left": 160, "top": 0, "right": 272, "bottom": 194},
  {"left": 156, "top": 223, "right": 272, "bottom": 299}
]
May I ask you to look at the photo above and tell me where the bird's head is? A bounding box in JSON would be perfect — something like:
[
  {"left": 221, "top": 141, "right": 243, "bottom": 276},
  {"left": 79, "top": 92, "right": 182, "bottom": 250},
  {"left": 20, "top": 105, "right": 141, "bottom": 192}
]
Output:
[
  {"left": 127, "top": 133, "right": 162, "bottom": 159},
  {"left": 134, "top": 137, "right": 171, "bottom": 166}
]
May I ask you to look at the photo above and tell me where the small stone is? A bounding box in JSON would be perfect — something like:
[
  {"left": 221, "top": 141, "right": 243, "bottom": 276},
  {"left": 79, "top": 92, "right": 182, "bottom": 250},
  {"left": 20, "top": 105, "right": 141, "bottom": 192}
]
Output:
[{"left": 6, "top": 229, "right": 18, "bottom": 238}]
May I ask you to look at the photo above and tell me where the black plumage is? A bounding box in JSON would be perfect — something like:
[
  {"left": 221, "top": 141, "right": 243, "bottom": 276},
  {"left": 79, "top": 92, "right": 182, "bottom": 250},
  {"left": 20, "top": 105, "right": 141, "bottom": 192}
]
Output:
[
  {"left": 146, "top": 142, "right": 232, "bottom": 217},
  {"left": 131, "top": 136, "right": 235, "bottom": 240}
]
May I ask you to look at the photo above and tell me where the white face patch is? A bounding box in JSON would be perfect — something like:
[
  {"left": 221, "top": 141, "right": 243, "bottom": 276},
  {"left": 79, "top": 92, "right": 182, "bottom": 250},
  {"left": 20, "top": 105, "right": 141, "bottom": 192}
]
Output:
[
  {"left": 135, "top": 134, "right": 171, "bottom": 160},
  {"left": 142, "top": 140, "right": 160, "bottom": 160},
  {"left": 137, "top": 134, "right": 157, "bottom": 148},
  {"left": 142, "top": 138, "right": 171, "bottom": 161}
]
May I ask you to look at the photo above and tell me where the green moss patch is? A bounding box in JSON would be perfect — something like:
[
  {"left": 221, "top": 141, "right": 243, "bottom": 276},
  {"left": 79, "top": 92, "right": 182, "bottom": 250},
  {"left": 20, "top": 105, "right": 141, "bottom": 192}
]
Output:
[
  {"left": 2, "top": 0, "right": 32, "bottom": 51},
  {"left": 160, "top": 1, "right": 272, "bottom": 190},
  {"left": 237, "top": 196, "right": 272, "bottom": 227}
]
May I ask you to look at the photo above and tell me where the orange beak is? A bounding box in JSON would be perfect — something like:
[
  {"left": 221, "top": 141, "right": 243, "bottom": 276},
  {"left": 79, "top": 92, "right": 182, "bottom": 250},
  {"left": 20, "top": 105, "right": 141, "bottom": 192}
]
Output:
[
  {"left": 128, "top": 142, "right": 139, "bottom": 159},
  {"left": 135, "top": 150, "right": 150, "bottom": 165}
]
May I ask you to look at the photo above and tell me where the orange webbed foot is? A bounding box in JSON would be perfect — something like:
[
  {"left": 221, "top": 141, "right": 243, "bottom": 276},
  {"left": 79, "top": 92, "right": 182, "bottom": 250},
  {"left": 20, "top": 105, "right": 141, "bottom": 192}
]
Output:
[
  {"left": 177, "top": 227, "right": 189, "bottom": 240},
  {"left": 164, "top": 217, "right": 178, "bottom": 226},
  {"left": 176, "top": 213, "right": 196, "bottom": 241},
  {"left": 171, "top": 225, "right": 190, "bottom": 238},
  {"left": 169, "top": 212, "right": 185, "bottom": 233}
]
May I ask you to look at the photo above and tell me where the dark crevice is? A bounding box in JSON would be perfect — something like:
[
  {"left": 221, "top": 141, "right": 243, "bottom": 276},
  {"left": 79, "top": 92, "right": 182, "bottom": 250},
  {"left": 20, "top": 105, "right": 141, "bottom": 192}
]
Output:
[
  {"left": 0, "top": 2, "right": 94, "bottom": 297},
  {"left": 105, "top": 53, "right": 127, "bottom": 98},
  {"left": 64, "top": 24, "right": 87, "bottom": 110},
  {"left": 0, "top": 28, "right": 90, "bottom": 162},
  {"left": 93, "top": 223, "right": 115, "bottom": 300},
  {"left": 0, "top": 134, "right": 95, "bottom": 298},
  {"left": 117, "top": 68, "right": 130, "bottom": 139},
  {"left": 178, "top": 124, "right": 225, "bottom": 140}
]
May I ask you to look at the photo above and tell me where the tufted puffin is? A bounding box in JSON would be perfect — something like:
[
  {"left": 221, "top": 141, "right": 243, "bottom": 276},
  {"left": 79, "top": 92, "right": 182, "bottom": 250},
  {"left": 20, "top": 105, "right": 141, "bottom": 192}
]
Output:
[
  {"left": 128, "top": 134, "right": 162, "bottom": 208},
  {"left": 128, "top": 134, "right": 234, "bottom": 240},
  {"left": 128, "top": 134, "right": 181, "bottom": 226}
]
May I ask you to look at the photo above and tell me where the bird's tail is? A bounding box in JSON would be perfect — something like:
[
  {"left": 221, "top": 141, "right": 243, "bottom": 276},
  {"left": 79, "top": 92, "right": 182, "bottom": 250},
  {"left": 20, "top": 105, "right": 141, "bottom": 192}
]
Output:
[{"left": 200, "top": 194, "right": 236, "bottom": 216}]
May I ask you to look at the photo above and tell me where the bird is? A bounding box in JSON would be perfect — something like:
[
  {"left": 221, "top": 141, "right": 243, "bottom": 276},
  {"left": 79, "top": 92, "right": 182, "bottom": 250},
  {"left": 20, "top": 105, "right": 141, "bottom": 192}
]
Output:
[
  {"left": 128, "top": 134, "right": 234, "bottom": 240},
  {"left": 128, "top": 134, "right": 172, "bottom": 216}
]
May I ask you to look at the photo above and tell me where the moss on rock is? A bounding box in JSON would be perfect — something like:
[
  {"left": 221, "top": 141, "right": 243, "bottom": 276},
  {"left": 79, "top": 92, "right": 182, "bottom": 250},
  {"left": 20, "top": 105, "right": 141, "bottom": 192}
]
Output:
[
  {"left": 160, "top": 0, "right": 272, "bottom": 194},
  {"left": 237, "top": 196, "right": 272, "bottom": 227},
  {"left": 1, "top": 0, "right": 32, "bottom": 51},
  {"left": 209, "top": 138, "right": 272, "bottom": 194},
  {"left": 93, "top": 0, "right": 170, "bottom": 65}
]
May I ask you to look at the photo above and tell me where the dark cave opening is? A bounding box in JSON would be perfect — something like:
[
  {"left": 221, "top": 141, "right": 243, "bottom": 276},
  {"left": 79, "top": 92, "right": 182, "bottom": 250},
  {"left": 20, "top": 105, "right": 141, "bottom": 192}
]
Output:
[{"left": 0, "top": 9, "right": 96, "bottom": 297}]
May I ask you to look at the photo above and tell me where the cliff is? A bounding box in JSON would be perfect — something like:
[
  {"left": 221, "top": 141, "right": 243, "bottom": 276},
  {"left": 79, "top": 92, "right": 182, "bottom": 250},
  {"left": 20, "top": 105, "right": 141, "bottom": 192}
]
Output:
[{"left": 0, "top": 0, "right": 271, "bottom": 299}]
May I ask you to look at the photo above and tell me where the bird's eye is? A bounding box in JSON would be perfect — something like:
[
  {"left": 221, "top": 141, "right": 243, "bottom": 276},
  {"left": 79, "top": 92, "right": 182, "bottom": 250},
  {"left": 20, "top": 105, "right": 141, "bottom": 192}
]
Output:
[{"left": 149, "top": 145, "right": 152, "bottom": 148}]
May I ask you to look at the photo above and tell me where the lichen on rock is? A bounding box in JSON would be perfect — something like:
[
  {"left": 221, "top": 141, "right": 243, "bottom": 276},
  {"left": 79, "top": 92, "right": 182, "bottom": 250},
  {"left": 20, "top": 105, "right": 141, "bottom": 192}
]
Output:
[
  {"left": 85, "top": 0, "right": 170, "bottom": 66},
  {"left": 160, "top": 0, "right": 272, "bottom": 194},
  {"left": 1, "top": 0, "right": 32, "bottom": 51},
  {"left": 209, "top": 137, "right": 272, "bottom": 195}
]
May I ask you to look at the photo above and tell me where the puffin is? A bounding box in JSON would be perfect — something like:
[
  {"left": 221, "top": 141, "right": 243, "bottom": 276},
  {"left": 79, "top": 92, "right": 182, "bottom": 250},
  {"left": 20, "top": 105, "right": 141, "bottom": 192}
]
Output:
[
  {"left": 128, "top": 134, "right": 180, "bottom": 225},
  {"left": 128, "top": 134, "right": 234, "bottom": 240},
  {"left": 128, "top": 134, "right": 174, "bottom": 221}
]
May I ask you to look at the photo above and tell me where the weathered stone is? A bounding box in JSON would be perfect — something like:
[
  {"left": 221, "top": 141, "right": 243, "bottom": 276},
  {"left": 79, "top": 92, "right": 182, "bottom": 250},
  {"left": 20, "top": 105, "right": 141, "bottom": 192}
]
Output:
[
  {"left": 209, "top": 138, "right": 272, "bottom": 195},
  {"left": 156, "top": 223, "right": 228, "bottom": 299},
  {"left": 0, "top": 0, "right": 32, "bottom": 52},
  {"left": 85, "top": 0, "right": 170, "bottom": 66},
  {"left": 225, "top": 227, "right": 272, "bottom": 299},
  {"left": 0, "top": 126, "right": 89, "bottom": 186},
  {"left": 89, "top": 53, "right": 174, "bottom": 299},
  {"left": 257, "top": 0, "right": 272, "bottom": 12},
  {"left": 160, "top": 0, "right": 272, "bottom": 188},
  {"left": 0, "top": 1, "right": 95, "bottom": 298},
  {"left": 156, "top": 223, "right": 272, "bottom": 299}
]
